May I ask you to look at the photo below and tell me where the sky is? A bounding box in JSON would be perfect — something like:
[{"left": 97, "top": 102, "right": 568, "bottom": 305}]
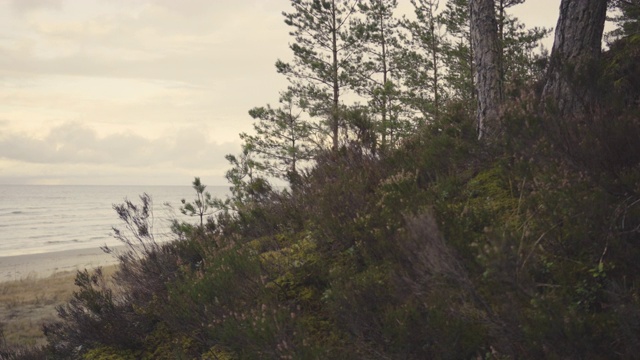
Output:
[{"left": 0, "top": 0, "right": 563, "bottom": 186}]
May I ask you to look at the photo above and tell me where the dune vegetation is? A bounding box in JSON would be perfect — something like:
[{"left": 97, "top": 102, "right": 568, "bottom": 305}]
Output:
[
  {"left": 0, "top": 267, "right": 117, "bottom": 349},
  {"left": 2, "top": 0, "right": 640, "bottom": 359}
]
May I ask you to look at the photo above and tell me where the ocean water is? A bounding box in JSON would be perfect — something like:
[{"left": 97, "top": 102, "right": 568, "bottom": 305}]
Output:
[{"left": 0, "top": 185, "right": 229, "bottom": 257}]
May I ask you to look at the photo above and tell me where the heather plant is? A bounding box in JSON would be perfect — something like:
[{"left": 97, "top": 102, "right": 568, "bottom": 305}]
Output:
[
  {"left": 8, "top": 20, "right": 640, "bottom": 359},
  {"left": 41, "top": 194, "right": 215, "bottom": 358},
  {"left": 0, "top": 323, "right": 47, "bottom": 360},
  {"left": 31, "top": 97, "right": 640, "bottom": 359},
  {"left": 43, "top": 268, "right": 147, "bottom": 357}
]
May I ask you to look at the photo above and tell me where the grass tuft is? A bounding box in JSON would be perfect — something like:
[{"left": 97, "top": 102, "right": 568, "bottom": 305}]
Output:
[{"left": 0, "top": 266, "right": 117, "bottom": 347}]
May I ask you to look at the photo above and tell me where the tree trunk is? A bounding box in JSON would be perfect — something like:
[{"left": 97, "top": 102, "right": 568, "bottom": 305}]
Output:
[
  {"left": 470, "top": 0, "right": 503, "bottom": 140},
  {"left": 429, "top": 3, "right": 440, "bottom": 123},
  {"left": 380, "top": 8, "right": 389, "bottom": 153},
  {"left": 331, "top": 0, "right": 340, "bottom": 151},
  {"left": 541, "top": 0, "right": 607, "bottom": 117}
]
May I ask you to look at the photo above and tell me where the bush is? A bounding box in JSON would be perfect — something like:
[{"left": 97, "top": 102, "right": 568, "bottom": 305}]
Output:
[{"left": 18, "top": 39, "right": 640, "bottom": 357}]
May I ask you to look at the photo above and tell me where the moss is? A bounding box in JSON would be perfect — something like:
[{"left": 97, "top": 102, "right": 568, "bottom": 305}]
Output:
[
  {"left": 83, "top": 346, "right": 141, "bottom": 360},
  {"left": 201, "top": 345, "right": 237, "bottom": 360}
]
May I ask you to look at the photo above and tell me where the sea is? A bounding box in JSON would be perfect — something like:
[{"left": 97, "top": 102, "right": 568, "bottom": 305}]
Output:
[{"left": 0, "top": 185, "right": 230, "bottom": 257}]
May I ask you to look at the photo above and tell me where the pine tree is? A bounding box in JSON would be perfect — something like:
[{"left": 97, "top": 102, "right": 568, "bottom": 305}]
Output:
[
  {"left": 399, "top": 0, "right": 448, "bottom": 125},
  {"left": 542, "top": 0, "right": 608, "bottom": 117},
  {"left": 244, "top": 89, "right": 316, "bottom": 184},
  {"left": 349, "top": 0, "right": 403, "bottom": 153},
  {"left": 440, "top": 0, "right": 548, "bottom": 138},
  {"left": 217, "top": 146, "right": 271, "bottom": 211},
  {"left": 499, "top": 14, "right": 551, "bottom": 92},
  {"left": 495, "top": 0, "right": 524, "bottom": 83},
  {"left": 180, "top": 177, "right": 215, "bottom": 228},
  {"left": 607, "top": 0, "right": 640, "bottom": 41},
  {"left": 440, "top": 0, "right": 476, "bottom": 110},
  {"left": 470, "top": 0, "right": 503, "bottom": 140},
  {"left": 277, "top": 0, "right": 360, "bottom": 151}
]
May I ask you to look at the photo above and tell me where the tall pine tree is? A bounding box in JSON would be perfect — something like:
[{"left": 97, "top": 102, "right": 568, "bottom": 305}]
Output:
[
  {"left": 440, "top": 0, "right": 476, "bottom": 111},
  {"left": 277, "top": 0, "right": 360, "bottom": 151},
  {"left": 350, "top": 0, "right": 403, "bottom": 153},
  {"left": 244, "top": 89, "right": 316, "bottom": 184},
  {"left": 542, "top": 0, "right": 607, "bottom": 117},
  {"left": 470, "top": 0, "right": 503, "bottom": 140},
  {"left": 399, "top": 0, "right": 448, "bottom": 124}
]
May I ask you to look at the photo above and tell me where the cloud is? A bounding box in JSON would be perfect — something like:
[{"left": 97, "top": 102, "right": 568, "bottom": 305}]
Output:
[
  {"left": 0, "top": 122, "right": 240, "bottom": 171},
  {"left": 0, "top": 0, "right": 288, "bottom": 84},
  {"left": 0, "top": 0, "right": 293, "bottom": 185},
  {"left": 8, "top": 0, "right": 62, "bottom": 13}
]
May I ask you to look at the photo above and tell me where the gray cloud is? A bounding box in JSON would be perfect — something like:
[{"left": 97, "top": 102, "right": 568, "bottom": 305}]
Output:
[
  {"left": 0, "top": 0, "right": 286, "bottom": 184},
  {"left": 0, "top": 0, "right": 562, "bottom": 186},
  {"left": 0, "top": 122, "right": 240, "bottom": 170},
  {"left": 0, "top": 0, "right": 288, "bottom": 84}
]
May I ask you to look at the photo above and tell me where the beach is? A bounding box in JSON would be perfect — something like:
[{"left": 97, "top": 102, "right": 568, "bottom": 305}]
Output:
[
  {"left": 0, "top": 247, "right": 122, "bottom": 346},
  {"left": 0, "top": 247, "right": 120, "bottom": 283}
]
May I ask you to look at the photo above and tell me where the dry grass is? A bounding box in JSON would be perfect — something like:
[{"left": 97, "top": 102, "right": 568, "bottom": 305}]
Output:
[{"left": 0, "top": 265, "right": 118, "bottom": 347}]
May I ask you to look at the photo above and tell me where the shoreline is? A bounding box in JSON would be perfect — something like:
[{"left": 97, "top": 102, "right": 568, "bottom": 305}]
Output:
[{"left": 0, "top": 246, "right": 121, "bottom": 283}]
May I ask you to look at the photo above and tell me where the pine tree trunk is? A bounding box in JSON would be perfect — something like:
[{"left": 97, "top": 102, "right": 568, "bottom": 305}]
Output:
[
  {"left": 541, "top": 0, "right": 607, "bottom": 117},
  {"left": 470, "top": 0, "right": 503, "bottom": 140},
  {"left": 430, "top": 11, "right": 440, "bottom": 123},
  {"left": 331, "top": 0, "right": 340, "bottom": 151},
  {"left": 380, "top": 9, "right": 389, "bottom": 153}
]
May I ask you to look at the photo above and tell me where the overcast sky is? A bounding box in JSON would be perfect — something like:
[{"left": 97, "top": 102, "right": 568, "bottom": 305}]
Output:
[{"left": 0, "top": 0, "right": 562, "bottom": 186}]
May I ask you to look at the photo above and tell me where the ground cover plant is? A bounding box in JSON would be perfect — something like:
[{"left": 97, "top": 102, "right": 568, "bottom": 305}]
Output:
[
  {"left": 14, "top": 81, "right": 639, "bottom": 358},
  {"left": 3, "top": 1, "right": 640, "bottom": 358},
  {"left": 0, "top": 267, "right": 118, "bottom": 359},
  {"left": 0, "top": 271, "right": 78, "bottom": 348}
]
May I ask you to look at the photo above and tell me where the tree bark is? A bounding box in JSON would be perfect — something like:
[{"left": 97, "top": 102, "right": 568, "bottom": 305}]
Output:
[
  {"left": 541, "top": 0, "right": 608, "bottom": 117},
  {"left": 331, "top": 0, "right": 340, "bottom": 151},
  {"left": 470, "top": 0, "right": 503, "bottom": 140}
]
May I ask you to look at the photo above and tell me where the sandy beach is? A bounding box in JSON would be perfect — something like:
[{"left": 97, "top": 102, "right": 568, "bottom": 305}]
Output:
[{"left": 0, "top": 247, "right": 120, "bottom": 282}]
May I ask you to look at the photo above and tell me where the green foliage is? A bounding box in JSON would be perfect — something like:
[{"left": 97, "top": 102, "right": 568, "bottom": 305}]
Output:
[
  {"left": 399, "top": 0, "right": 448, "bottom": 124},
  {"left": 496, "top": 1, "right": 551, "bottom": 90},
  {"left": 439, "top": 0, "right": 475, "bottom": 108},
  {"left": 180, "top": 177, "right": 216, "bottom": 227},
  {"left": 36, "top": 100, "right": 640, "bottom": 358},
  {"left": 83, "top": 346, "right": 140, "bottom": 360},
  {"left": 277, "top": 0, "right": 360, "bottom": 149},
  {"left": 43, "top": 268, "right": 149, "bottom": 358},
  {"left": 245, "top": 89, "right": 316, "bottom": 183},
  {"left": 608, "top": 0, "right": 640, "bottom": 42},
  {"left": 350, "top": 0, "right": 405, "bottom": 152},
  {"left": 12, "top": 7, "right": 640, "bottom": 360},
  {"left": 225, "top": 148, "right": 271, "bottom": 205},
  {"left": 201, "top": 345, "right": 237, "bottom": 360}
]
